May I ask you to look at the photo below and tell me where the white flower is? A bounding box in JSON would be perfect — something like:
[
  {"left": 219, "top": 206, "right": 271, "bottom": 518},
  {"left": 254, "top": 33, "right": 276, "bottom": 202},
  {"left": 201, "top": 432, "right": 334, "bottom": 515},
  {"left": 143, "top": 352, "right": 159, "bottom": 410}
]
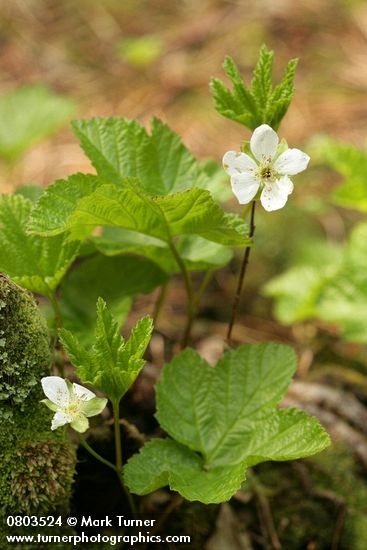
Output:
[
  {"left": 41, "top": 376, "right": 107, "bottom": 433},
  {"left": 223, "top": 124, "right": 310, "bottom": 212}
]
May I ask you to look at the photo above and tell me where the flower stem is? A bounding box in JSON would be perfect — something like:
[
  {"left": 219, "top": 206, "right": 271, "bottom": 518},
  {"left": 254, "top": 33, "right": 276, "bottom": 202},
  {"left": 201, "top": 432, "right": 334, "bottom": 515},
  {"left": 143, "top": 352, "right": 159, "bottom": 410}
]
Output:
[
  {"left": 112, "top": 400, "right": 137, "bottom": 517},
  {"left": 226, "top": 200, "right": 256, "bottom": 344},
  {"left": 77, "top": 433, "right": 117, "bottom": 473}
]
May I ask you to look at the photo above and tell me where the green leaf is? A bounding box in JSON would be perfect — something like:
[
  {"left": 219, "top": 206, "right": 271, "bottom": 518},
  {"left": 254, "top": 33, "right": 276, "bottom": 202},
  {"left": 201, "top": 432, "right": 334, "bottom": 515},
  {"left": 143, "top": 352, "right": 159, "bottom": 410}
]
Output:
[
  {"left": 67, "top": 184, "right": 168, "bottom": 241},
  {"left": 270, "top": 58, "right": 298, "bottom": 127},
  {"left": 58, "top": 253, "right": 167, "bottom": 345},
  {"left": 265, "top": 225, "right": 367, "bottom": 342},
  {"left": 210, "top": 45, "right": 298, "bottom": 130},
  {"left": 176, "top": 235, "right": 233, "bottom": 271},
  {"left": 93, "top": 229, "right": 233, "bottom": 273},
  {"left": 251, "top": 44, "right": 274, "bottom": 111},
  {"left": 197, "top": 158, "right": 233, "bottom": 203},
  {"left": 0, "top": 194, "right": 79, "bottom": 296},
  {"left": 28, "top": 173, "right": 104, "bottom": 236},
  {"left": 72, "top": 117, "right": 208, "bottom": 195},
  {"left": 124, "top": 343, "right": 329, "bottom": 503},
  {"left": 61, "top": 185, "right": 249, "bottom": 247},
  {"left": 15, "top": 184, "right": 44, "bottom": 203},
  {"left": 123, "top": 439, "right": 247, "bottom": 504},
  {"left": 0, "top": 85, "right": 75, "bottom": 162},
  {"left": 211, "top": 58, "right": 258, "bottom": 129},
  {"left": 316, "top": 223, "right": 367, "bottom": 342},
  {"left": 155, "top": 189, "right": 249, "bottom": 246},
  {"left": 314, "top": 137, "right": 367, "bottom": 212},
  {"left": 264, "top": 265, "right": 333, "bottom": 324},
  {"left": 60, "top": 298, "right": 153, "bottom": 402}
]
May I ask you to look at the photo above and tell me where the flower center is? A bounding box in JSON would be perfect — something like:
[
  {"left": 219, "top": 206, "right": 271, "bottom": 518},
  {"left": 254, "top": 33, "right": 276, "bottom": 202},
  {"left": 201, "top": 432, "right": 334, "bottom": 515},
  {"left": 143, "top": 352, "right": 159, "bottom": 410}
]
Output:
[
  {"left": 66, "top": 401, "right": 81, "bottom": 416},
  {"left": 260, "top": 166, "right": 273, "bottom": 180}
]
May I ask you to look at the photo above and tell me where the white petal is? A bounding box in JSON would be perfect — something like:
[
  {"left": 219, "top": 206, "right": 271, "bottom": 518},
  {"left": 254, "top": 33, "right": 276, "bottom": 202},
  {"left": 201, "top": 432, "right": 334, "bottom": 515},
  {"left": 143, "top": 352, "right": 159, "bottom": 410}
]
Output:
[
  {"left": 223, "top": 151, "right": 257, "bottom": 176},
  {"left": 41, "top": 376, "right": 69, "bottom": 407},
  {"left": 250, "top": 124, "right": 279, "bottom": 162},
  {"left": 51, "top": 410, "right": 72, "bottom": 430},
  {"left": 73, "top": 383, "right": 96, "bottom": 402},
  {"left": 231, "top": 172, "right": 260, "bottom": 204},
  {"left": 260, "top": 178, "right": 292, "bottom": 212},
  {"left": 277, "top": 175, "right": 294, "bottom": 195},
  {"left": 274, "top": 148, "right": 310, "bottom": 175}
]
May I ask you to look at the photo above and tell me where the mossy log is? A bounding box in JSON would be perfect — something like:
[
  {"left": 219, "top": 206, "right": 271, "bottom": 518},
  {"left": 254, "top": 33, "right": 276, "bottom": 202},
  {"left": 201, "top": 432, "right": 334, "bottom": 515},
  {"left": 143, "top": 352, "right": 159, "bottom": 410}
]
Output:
[{"left": 0, "top": 275, "right": 76, "bottom": 526}]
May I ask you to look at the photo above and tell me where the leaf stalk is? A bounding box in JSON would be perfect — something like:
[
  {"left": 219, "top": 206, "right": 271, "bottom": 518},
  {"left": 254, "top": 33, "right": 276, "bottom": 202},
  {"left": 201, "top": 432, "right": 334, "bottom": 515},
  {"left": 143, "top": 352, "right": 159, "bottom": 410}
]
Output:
[{"left": 112, "top": 400, "right": 137, "bottom": 517}]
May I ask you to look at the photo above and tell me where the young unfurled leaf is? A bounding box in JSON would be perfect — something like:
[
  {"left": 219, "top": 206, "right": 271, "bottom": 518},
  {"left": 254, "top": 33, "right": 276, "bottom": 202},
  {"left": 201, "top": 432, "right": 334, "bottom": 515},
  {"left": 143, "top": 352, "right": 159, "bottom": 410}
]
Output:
[
  {"left": 60, "top": 299, "right": 153, "bottom": 403},
  {"left": 58, "top": 254, "right": 167, "bottom": 344},
  {"left": 124, "top": 343, "right": 330, "bottom": 503},
  {"left": 0, "top": 194, "right": 79, "bottom": 296},
  {"left": 72, "top": 117, "right": 208, "bottom": 195},
  {"left": 42, "top": 185, "right": 249, "bottom": 247},
  {"left": 211, "top": 45, "right": 298, "bottom": 130},
  {"left": 0, "top": 85, "right": 75, "bottom": 162}
]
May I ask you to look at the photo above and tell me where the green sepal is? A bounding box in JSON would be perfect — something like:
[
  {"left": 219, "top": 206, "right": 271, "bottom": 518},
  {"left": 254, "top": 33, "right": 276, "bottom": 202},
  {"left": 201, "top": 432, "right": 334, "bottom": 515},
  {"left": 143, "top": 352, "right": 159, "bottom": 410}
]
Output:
[
  {"left": 70, "top": 414, "right": 89, "bottom": 433},
  {"left": 81, "top": 397, "right": 108, "bottom": 418},
  {"left": 40, "top": 399, "right": 58, "bottom": 413}
]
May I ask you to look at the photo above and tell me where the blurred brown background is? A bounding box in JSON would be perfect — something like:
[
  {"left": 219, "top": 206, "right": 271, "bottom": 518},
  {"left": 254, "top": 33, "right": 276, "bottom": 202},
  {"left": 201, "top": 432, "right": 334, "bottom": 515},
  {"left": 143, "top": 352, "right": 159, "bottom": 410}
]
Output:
[{"left": 1, "top": 0, "right": 367, "bottom": 189}]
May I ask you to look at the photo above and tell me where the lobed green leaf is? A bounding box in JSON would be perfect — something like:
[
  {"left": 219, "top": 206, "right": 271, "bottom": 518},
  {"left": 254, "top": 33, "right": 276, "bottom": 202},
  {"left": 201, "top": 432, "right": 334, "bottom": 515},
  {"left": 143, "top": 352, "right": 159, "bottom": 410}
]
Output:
[
  {"left": 28, "top": 173, "right": 104, "bottom": 236},
  {"left": 124, "top": 343, "right": 329, "bottom": 503},
  {"left": 62, "top": 185, "right": 249, "bottom": 247},
  {"left": 0, "top": 194, "right": 79, "bottom": 296},
  {"left": 72, "top": 117, "right": 208, "bottom": 195}
]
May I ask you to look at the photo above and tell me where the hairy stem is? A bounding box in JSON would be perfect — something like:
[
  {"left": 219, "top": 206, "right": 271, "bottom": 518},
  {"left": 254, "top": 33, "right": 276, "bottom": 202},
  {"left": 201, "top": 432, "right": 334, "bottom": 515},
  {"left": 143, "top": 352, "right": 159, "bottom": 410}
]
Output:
[
  {"left": 112, "top": 400, "right": 137, "bottom": 517},
  {"left": 227, "top": 200, "right": 256, "bottom": 343}
]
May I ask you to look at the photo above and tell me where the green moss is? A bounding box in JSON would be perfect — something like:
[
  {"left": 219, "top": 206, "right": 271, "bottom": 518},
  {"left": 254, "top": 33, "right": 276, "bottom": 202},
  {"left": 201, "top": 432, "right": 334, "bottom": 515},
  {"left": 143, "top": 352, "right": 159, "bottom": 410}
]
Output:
[
  {"left": 252, "top": 444, "right": 367, "bottom": 549},
  {"left": 0, "top": 275, "right": 76, "bottom": 534},
  {"left": 0, "top": 406, "right": 76, "bottom": 519},
  {"left": 0, "top": 275, "right": 50, "bottom": 421}
]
